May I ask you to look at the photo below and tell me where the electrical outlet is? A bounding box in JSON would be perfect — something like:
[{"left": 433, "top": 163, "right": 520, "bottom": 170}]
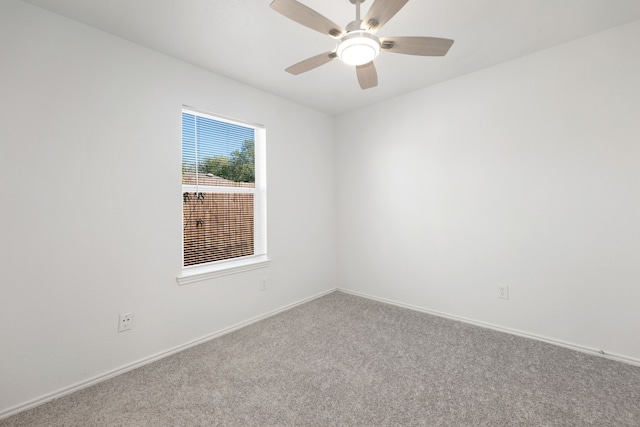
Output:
[
  {"left": 498, "top": 285, "right": 509, "bottom": 300},
  {"left": 118, "top": 313, "right": 133, "bottom": 332},
  {"left": 260, "top": 278, "right": 268, "bottom": 291}
]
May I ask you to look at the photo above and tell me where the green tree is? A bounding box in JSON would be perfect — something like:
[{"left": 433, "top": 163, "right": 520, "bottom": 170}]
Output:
[
  {"left": 182, "top": 162, "right": 195, "bottom": 174},
  {"left": 198, "top": 139, "right": 254, "bottom": 183},
  {"left": 229, "top": 140, "right": 255, "bottom": 183},
  {"left": 199, "top": 155, "right": 230, "bottom": 179}
]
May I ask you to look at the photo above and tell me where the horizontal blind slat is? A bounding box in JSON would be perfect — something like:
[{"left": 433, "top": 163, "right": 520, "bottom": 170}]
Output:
[{"left": 182, "top": 108, "right": 263, "bottom": 267}]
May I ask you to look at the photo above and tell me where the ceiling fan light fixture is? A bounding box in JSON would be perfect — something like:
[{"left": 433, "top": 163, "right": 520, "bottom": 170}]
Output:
[{"left": 336, "top": 31, "right": 380, "bottom": 66}]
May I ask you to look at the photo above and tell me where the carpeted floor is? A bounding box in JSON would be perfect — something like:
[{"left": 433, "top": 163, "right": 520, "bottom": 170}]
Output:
[{"left": 3, "top": 291, "right": 640, "bottom": 426}]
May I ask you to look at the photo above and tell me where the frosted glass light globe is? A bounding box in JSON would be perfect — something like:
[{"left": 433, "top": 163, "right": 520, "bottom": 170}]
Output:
[{"left": 337, "top": 31, "right": 381, "bottom": 66}]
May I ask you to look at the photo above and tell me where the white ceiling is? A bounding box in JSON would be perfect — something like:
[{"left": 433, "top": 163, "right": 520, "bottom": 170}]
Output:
[{"left": 22, "top": 0, "right": 640, "bottom": 116}]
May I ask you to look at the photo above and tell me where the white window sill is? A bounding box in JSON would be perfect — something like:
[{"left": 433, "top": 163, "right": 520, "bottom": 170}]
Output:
[{"left": 176, "top": 255, "right": 270, "bottom": 286}]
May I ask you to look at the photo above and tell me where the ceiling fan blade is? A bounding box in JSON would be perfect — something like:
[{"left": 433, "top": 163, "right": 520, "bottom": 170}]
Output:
[
  {"left": 356, "top": 61, "right": 378, "bottom": 90},
  {"left": 362, "top": 0, "right": 409, "bottom": 32},
  {"left": 285, "top": 51, "right": 337, "bottom": 75},
  {"left": 380, "top": 36, "right": 454, "bottom": 56},
  {"left": 270, "top": 0, "right": 345, "bottom": 38}
]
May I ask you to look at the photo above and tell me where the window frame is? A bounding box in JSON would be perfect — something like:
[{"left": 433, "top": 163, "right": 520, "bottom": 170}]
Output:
[{"left": 177, "top": 106, "right": 269, "bottom": 285}]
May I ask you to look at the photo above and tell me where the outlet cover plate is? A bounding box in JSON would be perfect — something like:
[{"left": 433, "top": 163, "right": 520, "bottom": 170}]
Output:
[
  {"left": 119, "top": 313, "right": 133, "bottom": 332},
  {"left": 498, "top": 285, "right": 509, "bottom": 299}
]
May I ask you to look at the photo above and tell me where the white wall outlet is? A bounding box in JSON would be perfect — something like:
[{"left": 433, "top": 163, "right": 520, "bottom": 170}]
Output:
[
  {"left": 260, "top": 278, "right": 268, "bottom": 291},
  {"left": 498, "top": 285, "right": 509, "bottom": 299},
  {"left": 118, "top": 313, "right": 133, "bottom": 332}
]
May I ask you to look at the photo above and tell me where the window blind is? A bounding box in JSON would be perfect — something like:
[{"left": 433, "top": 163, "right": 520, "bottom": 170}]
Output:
[{"left": 181, "top": 108, "right": 266, "bottom": 268}]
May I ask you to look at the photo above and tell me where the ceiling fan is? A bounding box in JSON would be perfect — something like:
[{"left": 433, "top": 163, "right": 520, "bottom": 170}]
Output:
[{"left": 270, "top": 0, "right": 454, "bottom": 90}]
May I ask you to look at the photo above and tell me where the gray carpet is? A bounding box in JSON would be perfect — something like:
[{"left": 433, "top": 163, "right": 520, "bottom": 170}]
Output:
[{"left": 3, "top": 291, "right": 640, "bottom": 426}]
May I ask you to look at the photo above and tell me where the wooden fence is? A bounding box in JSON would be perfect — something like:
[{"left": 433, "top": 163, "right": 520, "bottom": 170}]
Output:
[{"left": 182, "top": 173, "right": 254, "bottom": 266}]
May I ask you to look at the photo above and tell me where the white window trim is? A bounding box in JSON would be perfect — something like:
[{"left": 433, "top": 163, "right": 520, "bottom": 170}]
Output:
[
  {"left": 178, "top": 106, "right": 268, "bottom": 285},
  {"left": 176, "top": 254, "right": 271, "bottom": 285}
]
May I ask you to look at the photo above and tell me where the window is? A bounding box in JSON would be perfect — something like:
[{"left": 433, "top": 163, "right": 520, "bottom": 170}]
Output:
[{"left": 178, "top": 107, "right": 267, "bottom": 284}]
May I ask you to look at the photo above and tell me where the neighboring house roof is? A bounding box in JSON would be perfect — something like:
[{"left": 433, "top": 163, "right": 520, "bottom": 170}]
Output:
[{"left": 182, "top": 172, "right": 254, "bottom": 188}]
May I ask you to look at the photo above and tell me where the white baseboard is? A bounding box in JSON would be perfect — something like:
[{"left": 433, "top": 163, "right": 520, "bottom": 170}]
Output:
[
  {"left": 6, "top": 286, "right": 637, "bottom": 420},
  {"left": 0, "top": 288, "right": 338, "bottom": 420},
  {"left": 338, "top": 288, "right": 640, "bottom": 367}
]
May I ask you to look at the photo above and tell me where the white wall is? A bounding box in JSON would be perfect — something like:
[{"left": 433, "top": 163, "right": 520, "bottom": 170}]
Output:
[
  {"left": 0, "top": 0, "right": 336, "bottom": 415},
  {"left": 2, "top": 0, "right": 639, "bottom": 417},
  {"left": 336, "top": 20, "right": 640, "bottom": 362}
]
